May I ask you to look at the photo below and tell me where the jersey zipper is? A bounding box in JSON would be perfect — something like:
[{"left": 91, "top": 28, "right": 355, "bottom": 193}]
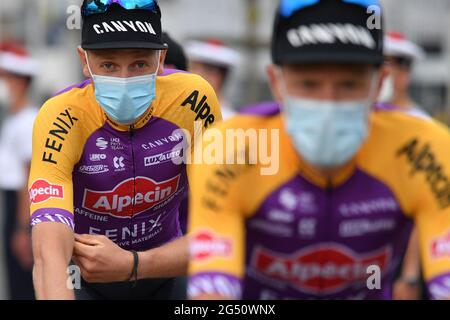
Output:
[
  {"left": 320, "top": 178, "right": 333, "bottom": 297},
  {"left": 129, "top": 124, "right": 136, "bottom": 250}
]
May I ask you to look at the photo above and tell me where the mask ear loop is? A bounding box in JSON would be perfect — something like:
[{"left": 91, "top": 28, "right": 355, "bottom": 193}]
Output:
[
  {"left": 83, "top": 49, "right": 95, "bottom": 78},
  {"left": 368, "top": 73, "right": 380, "bottom": 101},
  {"left": 274, "top": 67, "right": 292, "bottom": 108},
  {"left": 366, "top": 73, "right": 381, "bottom": 114},
  {"left": 154, "top": 50, "right": 162, "bottom": 76},
  {"left": 275, "top": 67, "right": 287, "bottom": 96},
  {"left": 361, "top": 73, "right": 381, "bottom": 129}
]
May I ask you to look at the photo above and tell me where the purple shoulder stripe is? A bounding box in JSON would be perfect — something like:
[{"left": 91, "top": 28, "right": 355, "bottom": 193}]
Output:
[
  {"left": 373, "top": 103, "right": 397, "bottom": 112},
  {"left": 188, "top": 272, "right": 242, "bottom": 299},
  {"left": 161, "top": 68, "right": 188, "bottom": 76},
  {"left": 30, "top": 208, "right": 74, "bottom": 230},
  {"left": 240, "top": 101, "right": 281, "bottom": 117},
  {"left": 428, "top": 274, "right": 450, "bottom": 300},
  {"left": 54, "top": 79, "right": 92, "bottom": 97}
]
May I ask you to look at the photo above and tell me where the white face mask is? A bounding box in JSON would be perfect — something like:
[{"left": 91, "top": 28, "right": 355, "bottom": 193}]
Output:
[
  {"left": 278, "top": 71, "right": 378, "bottom": 169},
  {"left": 0, "top": 80, "right": 11, "bottom": 109},
  {"left": 377, "top": 75, "right": 394, "bottom": 103}
]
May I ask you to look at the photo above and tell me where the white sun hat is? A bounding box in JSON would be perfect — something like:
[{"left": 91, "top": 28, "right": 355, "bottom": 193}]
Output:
[
  {"left": 0, "top": 41, "right": 39, "bottom": 77},
  {"left": 384, "top": 31, "right": 425, "bottom": 61},
  {"left": 185, "top": 39, "right": 240, "bottom": 69}
]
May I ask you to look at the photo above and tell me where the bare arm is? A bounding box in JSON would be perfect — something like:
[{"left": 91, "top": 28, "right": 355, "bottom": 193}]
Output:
[
  {"left": 138, "top": 236, "right": 189, "bottom": 279},
  {"left": 393, "top": 228, "right": 421, "bottom": 300},
  {"left": 400, "top": 229, "right": 421, "bottom": 279},
  {"left": 32, "top": 222, "right": 75, "bottom": 300},
  {"left": 73, "top": 234, "right": 189, "bottom": 283}
]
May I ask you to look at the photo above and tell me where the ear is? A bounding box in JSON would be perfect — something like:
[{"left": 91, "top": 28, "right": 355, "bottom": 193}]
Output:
[
  {"left": 267, "top": 64, "right": 284, "bottom": 104},
  {"left": 158, "top": 50, "right": 167, "bottom": 76},
  {"left": 77, "top": 46, "right": 91, "bottom": 79}
]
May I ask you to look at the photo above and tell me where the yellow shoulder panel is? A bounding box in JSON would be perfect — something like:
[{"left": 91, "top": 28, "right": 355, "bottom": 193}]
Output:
[
  {"left": 29, "top": 84, "right": 105, "bottom": 219},
  {"left": 358, "top": 110, "right": 450, "bottom": 284},
  {"left": 154, "top": 72, "right": 222, "bottom": 132}
]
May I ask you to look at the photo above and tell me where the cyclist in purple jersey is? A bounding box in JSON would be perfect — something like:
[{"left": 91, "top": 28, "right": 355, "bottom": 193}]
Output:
[
  {"left": 30, "top": 1, "right": 221, "bottom": 300},
  {"left": 188, "top": 0, "right": 450, "bottom": 300}
]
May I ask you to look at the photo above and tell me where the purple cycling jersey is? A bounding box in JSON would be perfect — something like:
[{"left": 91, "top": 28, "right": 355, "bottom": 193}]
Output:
[
  {"left": 30, "top": 70, "right": 221, "bottom": 251},
  {"left": 188, "top": 102, "right": 450, "bottom": 300}
]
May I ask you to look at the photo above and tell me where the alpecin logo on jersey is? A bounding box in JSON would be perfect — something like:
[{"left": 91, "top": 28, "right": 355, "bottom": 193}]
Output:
[
  {"left": 181, "top": 90, "right": 216, "bottom": 128},
  {"left": 29, "top": 179, "right": 64, "bottom": 204},
  {"left": 251, "top": 245, "right": 390, "bottom": 294},
  {"left": 191, "top": 231, "right": 232, "bottom": 262},
  {"left": 431, "top": 232, "right": 450, "bottom": 259},
  {"left": 82, "top": 175, "right": 180, "bottom": 218},
  {"left": 397, "top": 138, "right": 450, "bottom": 209}
]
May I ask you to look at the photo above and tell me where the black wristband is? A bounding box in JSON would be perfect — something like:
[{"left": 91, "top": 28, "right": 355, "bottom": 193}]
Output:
[
  {"left": 399, "top": 276, "right": 420, "bottom": 287},
  {"left": 128, "top": 250, "right": 139, "bottom": 287}
]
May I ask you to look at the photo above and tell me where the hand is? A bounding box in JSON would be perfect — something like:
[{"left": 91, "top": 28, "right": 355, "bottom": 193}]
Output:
[
  {"left": 73, "top": 234, "right": 134, "bottom": 283},
  {"left": 393, "top": 278, "right": 421, "bottom": 300},
  {"left": 11, "top": 228, "right": 33, "bottom": 270}
]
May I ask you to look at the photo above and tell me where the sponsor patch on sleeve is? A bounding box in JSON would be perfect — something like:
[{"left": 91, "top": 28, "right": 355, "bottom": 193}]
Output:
[
  {"left": 190, "top": 231, "right": 233, "bottom": 262},
  {"left": 431, "top": 232, "right": 450, "bottom": 259},
  {"left": 29, "top": 179, "right": 64, "bottom": 204}
]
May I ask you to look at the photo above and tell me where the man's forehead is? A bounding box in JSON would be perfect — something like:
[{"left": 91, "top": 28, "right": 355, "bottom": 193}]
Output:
[{"left": 89, "top": 48, "right": 157, "bottom": 59}]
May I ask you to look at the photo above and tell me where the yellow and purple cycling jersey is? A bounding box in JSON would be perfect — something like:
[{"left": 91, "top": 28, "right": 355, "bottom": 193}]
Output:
[
  {"left": 188, "top": 102, "right": 450, "bottom": 300},
  {"left": 29, "top": 69, "right": 221, "bottom": 251}
]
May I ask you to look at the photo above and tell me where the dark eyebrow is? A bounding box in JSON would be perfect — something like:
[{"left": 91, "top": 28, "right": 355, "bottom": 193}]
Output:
[{"left": 90, "top": 49, "right": 155, "bottom": 60}]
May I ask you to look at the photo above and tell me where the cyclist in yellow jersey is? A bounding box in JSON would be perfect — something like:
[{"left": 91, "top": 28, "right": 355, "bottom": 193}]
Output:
[
  {"left": 188, "top": 0, "right": 450, "bottom": 300},
  {"left": 30, "top": 0, "right": 221, "bottom": 300}
]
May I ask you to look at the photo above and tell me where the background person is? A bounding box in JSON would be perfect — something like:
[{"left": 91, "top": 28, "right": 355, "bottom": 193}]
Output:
[
  {"left": 0, "top": 41, "right": 38, "bottom": 300},
  {"left": 162, "top": 32, "right": 187, "bottom": 71},
  {"left": 377, "top": 31, "right": 427, "bottom": 119},
  {"left": 186, "top": 39, "right": 240, "bottom": 119}
]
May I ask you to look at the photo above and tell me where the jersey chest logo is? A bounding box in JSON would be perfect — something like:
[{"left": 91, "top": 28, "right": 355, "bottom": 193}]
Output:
[
  {"left": 82, "top": 175, "right": 180, "bottom": 218},
  {"left": 251, "top": 244, "right": 390, "bottom": 294}
]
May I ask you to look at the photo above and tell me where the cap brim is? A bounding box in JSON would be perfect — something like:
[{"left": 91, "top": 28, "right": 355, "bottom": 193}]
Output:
[
  {"left": 82, "top": 41, "right": 168, "bottom": 50},
  {"left": 276, "top": 51, "right": 384, "bottom": 66}
]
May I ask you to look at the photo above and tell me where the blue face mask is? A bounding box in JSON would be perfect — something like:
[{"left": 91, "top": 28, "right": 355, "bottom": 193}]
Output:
[
  {"left": 284, "top": 98, "right": 371, "bottom": 168},
  {"left": 85, "top": 51, "right": 160, "bottom": 125},
  {"left": 280, "top": 75, "right": 376, "bottom": 169}
]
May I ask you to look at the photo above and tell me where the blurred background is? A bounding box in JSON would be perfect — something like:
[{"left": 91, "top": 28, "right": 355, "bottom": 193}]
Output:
[
  {"left": 1, "top": 0, "right": 450, "bottom": 118},
  {"left": 0, "top": 0, "right": 449, "bottom": 299}
]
